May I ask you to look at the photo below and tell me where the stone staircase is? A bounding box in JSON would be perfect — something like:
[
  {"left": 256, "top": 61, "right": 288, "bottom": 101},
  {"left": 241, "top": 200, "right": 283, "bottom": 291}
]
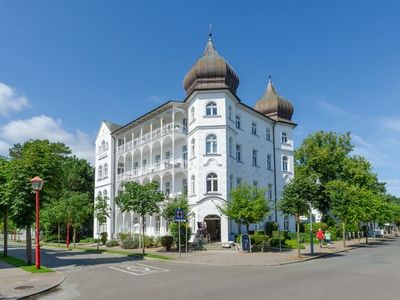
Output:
[{"left": 202, "top": 241, "right": 237, "bottom": 252}]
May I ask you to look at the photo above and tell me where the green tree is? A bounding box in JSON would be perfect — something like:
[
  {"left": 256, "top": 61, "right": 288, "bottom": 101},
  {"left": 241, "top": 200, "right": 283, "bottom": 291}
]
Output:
[
  {"left": 94, "top": 193, "right": 111, "bottom": 250},
  {"left": 278, "top": 173, "right": 319, "bottom": 257},
  {"left": 5, "top": 140, "right": 70, "bottom": 264},
  {"left": 116, "top": 181, "right": 165, "bottom": 254},
  {"left": 219, "top": 183, "right": 269, "bottom": 234},
  {"left": 0, "top": 156, "right": 10, "bottom": 256},
  {"left": 63, "top": 192, "right": 92, "bottom": 248},
  {"left": 162, "top": 194, "right": 189, "bottom": 222}
]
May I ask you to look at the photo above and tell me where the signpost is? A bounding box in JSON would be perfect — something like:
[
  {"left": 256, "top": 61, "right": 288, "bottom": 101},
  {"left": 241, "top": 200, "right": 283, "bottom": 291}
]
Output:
[{"left": 175, "top": 208, "right": 185, "bottom": 257}]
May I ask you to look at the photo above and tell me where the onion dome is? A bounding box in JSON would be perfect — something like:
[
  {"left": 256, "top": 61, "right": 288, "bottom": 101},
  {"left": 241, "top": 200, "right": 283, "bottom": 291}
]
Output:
[
  {"left": 183, "top": 34, "right": 239, "bottom": 96},
  {"left": 255, "top": 76, "right": 294, "bottom": 122}
]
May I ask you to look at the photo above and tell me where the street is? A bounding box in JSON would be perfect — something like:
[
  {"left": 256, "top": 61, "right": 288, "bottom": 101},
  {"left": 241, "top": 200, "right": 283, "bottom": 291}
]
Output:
[{"left": 24, "top": 238, "right": 400, "bottom": 300}]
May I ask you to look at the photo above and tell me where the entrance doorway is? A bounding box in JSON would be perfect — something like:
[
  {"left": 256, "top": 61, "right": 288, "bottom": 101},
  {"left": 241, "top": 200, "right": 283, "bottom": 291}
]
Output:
[{"left": 204, "top": 215, "right": 221, "bottom": 242}]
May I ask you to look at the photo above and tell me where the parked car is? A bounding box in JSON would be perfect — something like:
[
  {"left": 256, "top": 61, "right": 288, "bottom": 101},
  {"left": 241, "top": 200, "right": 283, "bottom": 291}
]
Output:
[{"left": 367, "top": 228, "right": 384, "bottom": 238}]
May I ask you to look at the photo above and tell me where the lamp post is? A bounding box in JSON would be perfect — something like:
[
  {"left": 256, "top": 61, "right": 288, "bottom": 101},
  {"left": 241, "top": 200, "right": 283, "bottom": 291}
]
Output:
[
  {"left": 309, "top": 177, "right": 320, "bottom": 255},
  {"left": 30, "top": 176, "right": 44, "bottom": 269}
]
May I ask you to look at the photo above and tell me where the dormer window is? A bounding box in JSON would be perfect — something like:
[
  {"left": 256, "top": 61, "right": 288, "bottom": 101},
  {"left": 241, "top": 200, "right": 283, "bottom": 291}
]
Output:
[{"left": 206, "top": 101, "right": 217, "bottom": 116}]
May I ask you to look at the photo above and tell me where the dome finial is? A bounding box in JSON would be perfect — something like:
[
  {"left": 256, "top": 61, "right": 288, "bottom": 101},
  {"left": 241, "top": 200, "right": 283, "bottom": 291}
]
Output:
[{"left": 208, "top": 24, "right": 213, "bottom": 41}]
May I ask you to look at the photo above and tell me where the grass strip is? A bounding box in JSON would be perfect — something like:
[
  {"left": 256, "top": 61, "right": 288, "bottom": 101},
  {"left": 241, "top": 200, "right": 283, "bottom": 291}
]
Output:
[{"left": 0, "top": 253, "right": 53, "bottom": 273}]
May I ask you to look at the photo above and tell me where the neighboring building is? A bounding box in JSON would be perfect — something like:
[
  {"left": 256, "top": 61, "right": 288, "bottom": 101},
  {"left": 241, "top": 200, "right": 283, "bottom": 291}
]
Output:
[{"left": 94, "top": 35, "right": 296, "bottom": 242}]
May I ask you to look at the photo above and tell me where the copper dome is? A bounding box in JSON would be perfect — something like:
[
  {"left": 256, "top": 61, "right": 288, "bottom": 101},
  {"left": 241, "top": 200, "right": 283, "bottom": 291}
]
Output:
[
  {"left": 255, "top": 78, "right": 294, "bottom": 121},
  {"left": 183, "top": 37, "right": 239, "bottom": 96}
]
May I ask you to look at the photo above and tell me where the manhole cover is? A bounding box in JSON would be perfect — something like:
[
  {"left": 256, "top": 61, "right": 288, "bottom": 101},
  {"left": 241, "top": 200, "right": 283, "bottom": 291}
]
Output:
[{"left": 14, "top": 285, "right": 34, "bottom": 290}]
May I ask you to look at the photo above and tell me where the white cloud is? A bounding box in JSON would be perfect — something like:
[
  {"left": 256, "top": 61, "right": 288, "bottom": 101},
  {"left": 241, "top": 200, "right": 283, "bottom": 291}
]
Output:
[
  {"left": 0, "top": 82, "right": 30, "bottom": 116},
  {"left": 0, "top": 115, "right": 94, "bottom": 163},
  {"left": 318, "top": 100, "right": 356, "bottom": 118},
  {"left": 351, "top": 134, "right": 391, "bottom": 167},
  {"left": 382, "top": 116, "right": 400, "bottom": 132}
]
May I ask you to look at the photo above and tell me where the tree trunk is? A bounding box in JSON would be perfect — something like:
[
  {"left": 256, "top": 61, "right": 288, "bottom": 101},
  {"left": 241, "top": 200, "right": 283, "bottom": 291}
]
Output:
[
  {"left": 3, "top": 209, "right": 8, "bottom": 256},
  {"left": 73, "top": 227, "right": 76, "bottom": 248},
  {"left": 97, "top": 222, "right": 100, "bottom": 251},
  {"left": 57, "top": 223, "right": 60, "bottom": 247},
  {"left": 237, "top": 223, "right": 241, "bottom": 235},
  {"left": 342, "top": 222, "right": 346, "bottom": 249},
  {"left": 297, "top": 220, "right": 301, "bottom": 258},
  {"left": 141, "top": 215, "right": 145, "bottom": 255},
  {"left": 26, "top": 224, "right": 32, "bottom": 265}
]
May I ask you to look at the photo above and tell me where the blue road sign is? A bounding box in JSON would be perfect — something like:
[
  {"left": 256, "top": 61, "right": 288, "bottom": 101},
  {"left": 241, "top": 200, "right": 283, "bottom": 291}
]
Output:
[{"left": 175, "top": 208, "right": 184, "bottom": 221}]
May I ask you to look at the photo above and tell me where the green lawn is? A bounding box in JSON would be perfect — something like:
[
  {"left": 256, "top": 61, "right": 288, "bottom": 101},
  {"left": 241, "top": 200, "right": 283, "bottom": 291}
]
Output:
[{"left": 0, "top": 253, "right": 53, "bottom": 273}]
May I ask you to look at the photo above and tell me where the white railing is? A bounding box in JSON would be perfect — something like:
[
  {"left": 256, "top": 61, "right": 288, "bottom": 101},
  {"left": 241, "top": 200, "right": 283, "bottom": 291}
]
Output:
[
  {"left": 116, "top": 122, "right": 186, "bottom": 155},
  {"left": 116, "top": 158, "right": 187, "bottom": 181}
]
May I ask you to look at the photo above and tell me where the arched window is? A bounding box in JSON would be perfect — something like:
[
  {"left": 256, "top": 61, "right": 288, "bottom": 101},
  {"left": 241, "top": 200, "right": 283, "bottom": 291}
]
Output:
[
  {"left": 103, "top": 190, "right": 108, "bottom": 199},
  {"left": 97, "top": 191, "right": 102, "bottom": 198},
  {"left": 206, "top": 134, "right": 217, "bottom": 154},
  {"left": 229, "top": 137, "right": 233, "bottom": 157},
  {"left": 191, "top": 175, "right": 195, "bottom": 194},
  {"left": 98, "top": 165, "right": 103, "bottom": 180},
  {"left": 103, "top": 163, "right": 108, "bottom": 178},
  {"left": 282, "top": 156, "right": 288, "bottom": 171},
  {"left": 206, "top": 173, "right": 218, "bottom": 192},
  {"left": 206, "top": 102, "right": 217, "bottom": 116},
  {"left": 101, "top": 140, "right": 106, "bottom": 152},
  {"left": 281, "top": 132, "right": 288, "bottom": 143},
  {"left": 191, "top": 138, "right": 195, "bottom": 158},
  {"left": 190, "top": 107, "right": 195, "bottom": 122}
]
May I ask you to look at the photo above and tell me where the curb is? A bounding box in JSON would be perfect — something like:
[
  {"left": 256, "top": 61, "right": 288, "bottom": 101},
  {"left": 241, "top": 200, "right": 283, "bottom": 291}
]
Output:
[
  {"left": 19, "top": 272, "right": 66, "bottom": 300},
  {"left": 279, "top": 244, "right": 365, "bottom": 265}
]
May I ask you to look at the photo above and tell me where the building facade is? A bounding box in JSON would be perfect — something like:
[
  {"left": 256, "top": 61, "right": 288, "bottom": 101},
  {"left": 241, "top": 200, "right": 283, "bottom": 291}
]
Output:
[{"left": 94, "top": 36, "right": 296, "bottom": 242}]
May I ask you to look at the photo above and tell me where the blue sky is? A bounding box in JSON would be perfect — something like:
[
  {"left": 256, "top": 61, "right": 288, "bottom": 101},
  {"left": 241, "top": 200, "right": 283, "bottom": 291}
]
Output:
[{"left": 0, "top": 1, "right": 399, "bottom": 196}]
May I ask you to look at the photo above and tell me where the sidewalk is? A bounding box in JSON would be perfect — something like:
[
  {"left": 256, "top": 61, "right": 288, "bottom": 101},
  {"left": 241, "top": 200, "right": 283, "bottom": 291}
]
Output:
[
  {"left": 170, "top": 238, "right": 387, "bottom": 266},
  {"left": 0, "top": 260, "right": 65, "bottom": 300}
]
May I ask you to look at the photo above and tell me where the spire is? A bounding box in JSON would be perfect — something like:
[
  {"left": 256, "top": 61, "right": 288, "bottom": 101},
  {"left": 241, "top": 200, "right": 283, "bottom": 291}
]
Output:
[
  {"left": 204, "top": 24, "right": 216, "bottom": 56},
  {"left": 208, "top": 24, "right": 213, "bottom": 41},
  {"left": 266, "top": 74, "right": 277, "bottom": 94}
]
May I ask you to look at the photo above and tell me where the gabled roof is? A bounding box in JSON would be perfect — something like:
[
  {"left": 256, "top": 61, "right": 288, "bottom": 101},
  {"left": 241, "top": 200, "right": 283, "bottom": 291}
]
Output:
[{"left": 104, "top": 120, "right": 121, "bottom": 132}]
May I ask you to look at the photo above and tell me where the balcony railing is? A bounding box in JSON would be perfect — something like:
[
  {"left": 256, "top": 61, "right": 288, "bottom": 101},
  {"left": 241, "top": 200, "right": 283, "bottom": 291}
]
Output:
[
  {"left": 116, "top": 123, "right": 187, "bottom": 155},
  {"left": 116, "top": 158, "right": 187, "bottom": 181}
]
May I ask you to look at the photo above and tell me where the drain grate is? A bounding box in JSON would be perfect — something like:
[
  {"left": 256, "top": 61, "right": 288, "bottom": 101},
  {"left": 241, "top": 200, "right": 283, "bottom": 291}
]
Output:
[{"left": 14, "top": 285, "right": 34, "bottom": 290}]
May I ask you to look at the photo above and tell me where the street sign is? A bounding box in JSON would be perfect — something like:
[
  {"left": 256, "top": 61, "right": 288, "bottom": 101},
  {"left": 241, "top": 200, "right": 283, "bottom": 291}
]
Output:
[{"left": 175, "top": 208, "right": 185, "bottom": 221}]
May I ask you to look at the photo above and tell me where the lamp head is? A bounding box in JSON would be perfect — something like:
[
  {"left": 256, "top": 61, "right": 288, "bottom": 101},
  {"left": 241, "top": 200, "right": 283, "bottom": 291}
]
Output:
[{"left": 30, "top": 176, "right": 44, "bottom": 191}]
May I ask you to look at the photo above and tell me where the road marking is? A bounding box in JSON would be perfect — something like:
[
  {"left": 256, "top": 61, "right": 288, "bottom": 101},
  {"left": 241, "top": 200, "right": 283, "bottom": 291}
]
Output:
[{"left": 108, "top": 263, "right": 169, "bottom": 276}]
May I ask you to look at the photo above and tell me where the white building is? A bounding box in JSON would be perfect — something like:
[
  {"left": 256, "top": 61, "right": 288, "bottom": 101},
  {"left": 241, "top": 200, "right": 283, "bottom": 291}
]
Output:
[{"left": 94, "top": 35, "right": 296, "bottom": 242}]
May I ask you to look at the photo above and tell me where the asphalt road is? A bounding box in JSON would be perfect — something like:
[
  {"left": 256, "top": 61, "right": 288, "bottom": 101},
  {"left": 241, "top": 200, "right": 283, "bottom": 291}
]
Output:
[{"left": 20, "top": 239, "right": 400, "bottom": 299}]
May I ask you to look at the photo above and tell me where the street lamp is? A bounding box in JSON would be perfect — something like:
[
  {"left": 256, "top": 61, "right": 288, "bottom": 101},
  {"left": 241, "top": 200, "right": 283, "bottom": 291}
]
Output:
[
  {"left": 309, "top": 177, "right": 320, "bottom": 255},
  {"left": 30, "top": 176, "right": 44, "bottom": 269}
]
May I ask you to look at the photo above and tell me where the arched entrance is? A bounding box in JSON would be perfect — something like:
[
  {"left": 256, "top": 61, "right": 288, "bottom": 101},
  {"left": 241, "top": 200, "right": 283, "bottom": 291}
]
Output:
[{"left": 204, "top": 215, "right": 221, "bottom": 242}]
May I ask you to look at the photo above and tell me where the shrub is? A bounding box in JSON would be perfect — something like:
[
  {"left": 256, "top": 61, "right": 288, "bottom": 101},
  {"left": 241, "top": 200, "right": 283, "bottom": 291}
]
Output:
[
  {"left": 100, "top": 232, "right": 108, "bottom": 245},
  {"left": 144, "top": 236, "right": 155, "bottom": 248},
  {"left": 169, "top": 222, "right": 192, "bottom": 247},
  {"left": 44, "top": 234, "right": 60, "bottom": 243},
  {"left": 122, "top": 238, "right": 139, "bottom": 249},
  {"left": 80, "top": 237, "right": 97, "bottom": 244},
  {"left": 106, "top": 240, "right": 120, "bottom": 247},
  {"left": 265, "top": 222, "right": 278, "bottom": 236},
  {"left": 269, "top": 237, "right": 286, "bottom": 248},
  {"left": 272, "top": 230, "right": 289, "bottom": 240},
  {"left": 285, "top": 239, "right": 306, "bottom": 249},
  {"left": 250, "top": 233, "right": 269, "bottom": 252},
  {"left": 160, "top": 235, "right": 174, "bottom": 251},
  {"left": 118, "top": 233, "right": 130, "bottom": 242}
]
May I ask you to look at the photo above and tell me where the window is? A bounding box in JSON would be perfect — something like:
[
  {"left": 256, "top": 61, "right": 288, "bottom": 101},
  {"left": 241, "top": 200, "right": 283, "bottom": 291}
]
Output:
[
  {"left": 117, "top": 162, "right": 124, "bottom": 174},
  {"left": 206, "top": 101, "right": 217, "bottom": 116},
  {"left": 155, "top": 215, "right": 161, "bottom": 234},
  {"left": 103, "top": 189, "right": 108, "bottom": 199},
  {"left": 182, "top": 146, "right": 187, "bottom": 168},
  {"left": 165, "top": 151, "right": 171, "bottom": 161},
  {"left": 229, "top": 137, "right": 233, "bottom": 157},
  {"left": 252, "top": 150, "right": 258, "bottom": 166},
  {"left": 206, "top": 173, "right": 218, "bottom": 192},
  {"left": 282, "top": 156, "right": 288, "bottom": 171},
  {"left": 284, "top": 216, "right": 289, "bottom": 231},
  {"left": 268, "top": 184, "right": 273, "bottom": 201},
  {"left": 267, "top": 154, "right": 272, "bottom": 170},
  {"left": 103, "top": 163, "right": 108, "bottom": 178},
  {"left": 236, "top": 144, "right": 242, "bottom": 162},
  {"left": 230, "top": 174, "right": 233, "bottom": 191},
  {"left": 235, "top": 115, "right": 241, "bottom": 129},
  {"left": 206, "top": 134, "right": 217, "bottom": 154},
  {"left": 190, "top": 107, "right": 195, "bottom": 121},
  {"left": 165, "top": 182, "right": 171, "bottom": 194},
  {"left": 142, "top": 159, "right": 147, "bottom": 167},
  {"left": 155, "top": 155, "right": 161, "bottom": 169},
  {"left": 182, "top": 178, "right": 188, "bottom": 195},
  {"left": 281, "top": 132, "right": 288, "bottom": 143},
  {"left": 191, "top": 139, "right": 195, "bottom": 158},
  {"left": 182, "top": 118, "right": 187, "bottom": 133},
  {"left": 251, "top": 122, "right": 257, "bottom": 135},
  {"left": 253, "top": 180, "right": 258, "bottom": 188},
  {"left": 101, "top": 140, "right": 107, "bottom": 152},
  {"left": 228, "top": 106, "right": 232, "bottom": 120},
  {"left": 237, "top": 177, "right": 242, "bottom": 186},
  {"left": 98, "top": 165, "right": 103, "bottom": 180},
  {"left": 191, "top": 175, "right": 195, "bottom": 194},
  {"left": 266, "top": 128, "right": 271, "bottom": 141}
]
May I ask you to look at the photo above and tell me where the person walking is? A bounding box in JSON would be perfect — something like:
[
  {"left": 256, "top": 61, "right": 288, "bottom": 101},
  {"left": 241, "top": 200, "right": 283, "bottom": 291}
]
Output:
[
  {"left": 316, "top": 228, "right": 324, "bottom": 248},
  {"left": 325, "top": 230, "right": 332, "bottom": 248}
]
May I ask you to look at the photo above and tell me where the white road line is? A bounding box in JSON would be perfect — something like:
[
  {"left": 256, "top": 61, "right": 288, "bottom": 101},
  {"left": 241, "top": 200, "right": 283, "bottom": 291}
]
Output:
[
  {"left": 135, "top": 263, "right": 169, "bottom": 272},
  {"left": 108, "top": 264, "right": 169, "bottom": 276}
]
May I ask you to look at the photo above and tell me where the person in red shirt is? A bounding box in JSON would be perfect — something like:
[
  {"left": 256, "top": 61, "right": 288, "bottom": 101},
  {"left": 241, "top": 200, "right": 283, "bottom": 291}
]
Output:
[{"left": 316, "top": 228, "right": 324, "bottom": 248}]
